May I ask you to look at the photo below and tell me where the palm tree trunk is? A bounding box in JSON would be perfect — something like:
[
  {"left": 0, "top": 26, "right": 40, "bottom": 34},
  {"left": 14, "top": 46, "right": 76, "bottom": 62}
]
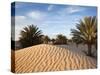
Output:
[{"left": 87, "top": 44, "right": 92, "bottom": 56}]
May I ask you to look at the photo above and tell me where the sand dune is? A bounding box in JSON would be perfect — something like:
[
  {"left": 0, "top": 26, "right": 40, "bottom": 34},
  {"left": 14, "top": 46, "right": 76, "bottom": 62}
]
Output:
[{"left": 12, "top": 44, "right": 97, "bottom": 73}]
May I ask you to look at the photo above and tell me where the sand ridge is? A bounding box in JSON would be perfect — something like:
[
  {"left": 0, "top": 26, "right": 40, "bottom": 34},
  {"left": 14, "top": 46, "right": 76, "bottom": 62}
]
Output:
[{"left": 12, "top": 44, "right": 97, "bottom": 73}]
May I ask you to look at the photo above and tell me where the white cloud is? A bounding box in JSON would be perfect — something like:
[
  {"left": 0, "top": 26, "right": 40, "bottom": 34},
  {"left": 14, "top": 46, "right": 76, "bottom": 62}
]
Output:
[
  {"left": 15, "top": 16, "right": 26, "bottom": 20},
  {"left": 43, "top": 20, "right": 67, "bottom": 24},
  {"left": 15, "top": 16, "right": 28, "bottom": 26},
  {"left": 11, "top": 16, "right": 26, "bottom": 28},
  {"left": 58, "top": 6, "right": 85, "bottom": 15},
  {"left": 27, "top": 11, "right": 41, "bottom": 19},
  {"left": 66, "top": 6, "right": 85, "bottom": 14},
  {"left": 27, "top": 11, "right": 47, "bottom": 20},
  {"left": 47, "top": 5, "right": 54, "bottom": 11},
  {"left": 68, "top": 8, "right": 80, "bottom": 14}
]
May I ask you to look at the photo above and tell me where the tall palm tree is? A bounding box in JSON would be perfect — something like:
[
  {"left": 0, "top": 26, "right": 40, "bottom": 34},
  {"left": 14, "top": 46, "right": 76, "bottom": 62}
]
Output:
[
  {"left": 19, "top": 25, "right": 42, "bottom": 48},
  {"left": 71, "top": 16, "right": 97, "bottom": 56},
  {"left": 55, "top": 34, "right": 67, "bottom": 44}
]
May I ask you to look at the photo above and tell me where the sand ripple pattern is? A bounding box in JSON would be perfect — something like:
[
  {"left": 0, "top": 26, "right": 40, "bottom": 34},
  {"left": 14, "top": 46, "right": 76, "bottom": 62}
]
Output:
[{"left": 13, "top": 44, "right": 97, "bottom": 73}]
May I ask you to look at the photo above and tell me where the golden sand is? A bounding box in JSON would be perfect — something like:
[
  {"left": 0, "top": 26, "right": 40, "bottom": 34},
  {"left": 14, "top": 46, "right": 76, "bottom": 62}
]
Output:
[{"left": 12, "top": 44, "right": 97, "bottom": 73}]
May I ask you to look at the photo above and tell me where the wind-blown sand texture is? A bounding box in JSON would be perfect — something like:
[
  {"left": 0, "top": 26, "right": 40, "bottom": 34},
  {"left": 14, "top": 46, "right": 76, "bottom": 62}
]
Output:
[{"left": 12, "top": 44, "right": 97, "bottom": 73}]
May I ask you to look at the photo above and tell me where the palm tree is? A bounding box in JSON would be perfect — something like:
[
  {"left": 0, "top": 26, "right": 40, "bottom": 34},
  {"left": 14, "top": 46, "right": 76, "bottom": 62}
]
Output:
[
  {"left": 42, "top": 35, "right": 50, "bottom": 44},
  {"left": 71, "top": 16, "right": 97, "bottom": 56},
  {"left": 19, "top": 25, "right": 42, "bottom": 48},
  {"left": 72, "top": 35, "right": 82, "bottom": 47},
  {"left": 55, "top": 34, "right": 67, "bottom": 44},
  {"left": 51, "top": 38, "right": 56, "bottom": 44}
]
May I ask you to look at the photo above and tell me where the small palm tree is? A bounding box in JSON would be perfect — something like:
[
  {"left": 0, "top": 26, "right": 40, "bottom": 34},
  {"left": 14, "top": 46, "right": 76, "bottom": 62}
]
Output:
[
  {"left": 19, "top": 25, "right": 42, "bottom": 48},
  {"left": 71, "top": 16, "right": 97, "bottom": 56},
  {"left": 72, "top": 35, "right": 82, "bottom": 47},
  {"left": 42, "top": 35, "right": 50, "bottom": 44},
  {"left": 51, "top": 38, "right": 56, "bottom": 44},
  {"left": 55, "top": 34, "right": 67, "bottom": 44}
]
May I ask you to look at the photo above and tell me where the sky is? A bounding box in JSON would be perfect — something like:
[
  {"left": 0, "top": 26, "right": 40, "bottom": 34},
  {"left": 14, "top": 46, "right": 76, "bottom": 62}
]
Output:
[{"left": 11, "top": 2, "right": 97, "bottom": 41}]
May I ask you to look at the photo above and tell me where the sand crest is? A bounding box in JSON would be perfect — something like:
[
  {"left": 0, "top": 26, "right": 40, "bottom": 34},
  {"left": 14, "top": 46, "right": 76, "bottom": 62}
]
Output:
[{"left": 12, "top": 44, "right": 97, "bottom": 73}]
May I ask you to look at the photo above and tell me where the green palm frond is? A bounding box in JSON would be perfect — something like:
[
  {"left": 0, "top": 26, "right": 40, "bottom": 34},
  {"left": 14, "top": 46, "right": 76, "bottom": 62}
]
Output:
[
  {"left": 19, "top": 24, "right": 42, "bottom": 48},
  {"left": 71, "top": 16, "right": 97, "bottom": 44},
  {"left": 71, "top": 16, "right": 97, "bottom": 56}
]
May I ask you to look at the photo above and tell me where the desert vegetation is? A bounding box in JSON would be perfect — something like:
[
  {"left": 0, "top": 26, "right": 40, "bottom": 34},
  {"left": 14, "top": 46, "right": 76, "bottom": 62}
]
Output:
[
  {"left": 54, "top": 34, "right": 67, "bottom": 44},
  {"left": 16, "top": 26, "right": 68, "bottom": 49},
  {"left": 19, "top": 25, "right": 42, "bottom": 48},
  {"left": 41, "top": 35, "right": 50, "bottom": 44},
  {"left": 71, "top": 16, "right": 97, "bottom": 57}
]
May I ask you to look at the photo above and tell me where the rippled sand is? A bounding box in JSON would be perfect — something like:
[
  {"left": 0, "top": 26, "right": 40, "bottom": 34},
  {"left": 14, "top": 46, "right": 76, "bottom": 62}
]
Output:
[{"left": 11, "top": 44, "right": 97, "bottom": 73}]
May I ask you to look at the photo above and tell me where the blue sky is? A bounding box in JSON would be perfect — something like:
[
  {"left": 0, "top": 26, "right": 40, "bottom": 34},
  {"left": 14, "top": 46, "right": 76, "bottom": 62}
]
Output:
[{"left": 11, "top": 2, "right": 97, "bottom": 41}]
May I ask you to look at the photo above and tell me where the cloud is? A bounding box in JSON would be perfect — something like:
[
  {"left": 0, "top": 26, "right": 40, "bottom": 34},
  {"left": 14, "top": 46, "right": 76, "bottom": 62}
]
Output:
[
  {"left": 58, "top": 6, "right": 85, "bottom": 16},
  {"left": 11, "top": 16, "right": 26, "bottom": 27},
  {"left": 43, "top": 20, "right": 67, "bottom": 24},
  {"left": 15, "top": 15, "right": 26, "bottom": 20},
  {"left": 27, "top": 11, "right": 47, "bottom": 21},
  {"left": 66, "top": 6, "right": 85, "bottom": 14},
  {"left": 27, "top": 11, "right": 41, "bottom": 19},
  {"left": 47, "top": 5, "right": 54, "bottom": 11},
  {"left": 14, "top": 15, "right": 28, "bottom": 26}
]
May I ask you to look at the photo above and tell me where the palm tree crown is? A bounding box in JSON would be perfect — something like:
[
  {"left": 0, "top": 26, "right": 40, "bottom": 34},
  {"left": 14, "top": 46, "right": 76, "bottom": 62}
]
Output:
[
  {"left": 42, "top": 35, "right": 50, "bottom": 44},
  {"left": 55, "top": 34, "right": 67, "bottom": 44},
  {"left": 19, "top": 25, "right": 42, "bottom": 48},
  {"left": 71, "top": 16, "right": 97, "bottom": 56}
]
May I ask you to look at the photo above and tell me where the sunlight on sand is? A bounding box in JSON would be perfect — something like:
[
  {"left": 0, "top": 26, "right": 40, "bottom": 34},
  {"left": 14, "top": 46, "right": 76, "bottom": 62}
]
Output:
[{"left": 12, "top": 44, "right": 97, "bottom": 73}]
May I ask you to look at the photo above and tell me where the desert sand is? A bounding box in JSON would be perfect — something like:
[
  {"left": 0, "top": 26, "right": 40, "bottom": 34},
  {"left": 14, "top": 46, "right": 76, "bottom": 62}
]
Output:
[{"left": 12, "top": 44, "right": 97, "bottom": 73}]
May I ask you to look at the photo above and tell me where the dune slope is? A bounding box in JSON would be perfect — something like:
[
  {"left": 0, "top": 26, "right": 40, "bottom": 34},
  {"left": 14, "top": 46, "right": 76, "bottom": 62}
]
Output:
[{"left": 12, "top": 44, "right": 97, "bottom": 73}]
